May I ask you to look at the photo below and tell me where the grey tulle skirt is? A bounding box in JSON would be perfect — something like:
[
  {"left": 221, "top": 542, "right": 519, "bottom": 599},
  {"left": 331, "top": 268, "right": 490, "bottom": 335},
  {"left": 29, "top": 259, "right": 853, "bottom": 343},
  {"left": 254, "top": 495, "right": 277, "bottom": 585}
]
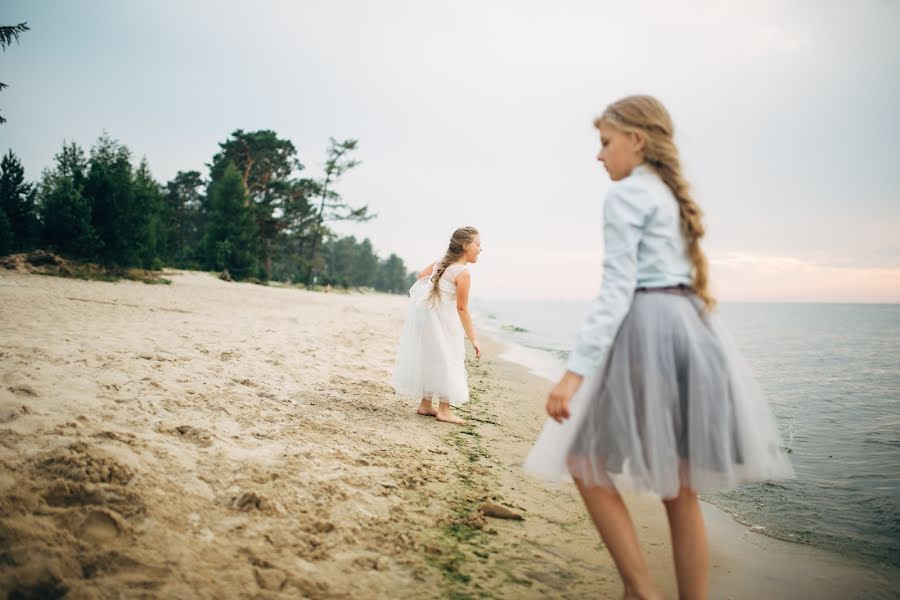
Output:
[{"left": 524, "top": 289, "right": 794, "bottom": 499}]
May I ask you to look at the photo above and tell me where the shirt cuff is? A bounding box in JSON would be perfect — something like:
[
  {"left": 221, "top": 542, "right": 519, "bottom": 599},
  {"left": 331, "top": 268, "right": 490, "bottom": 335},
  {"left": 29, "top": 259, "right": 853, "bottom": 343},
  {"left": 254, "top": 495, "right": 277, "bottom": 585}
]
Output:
[{"left": 565, "top": 352, "right": 596, "bottom": 377}]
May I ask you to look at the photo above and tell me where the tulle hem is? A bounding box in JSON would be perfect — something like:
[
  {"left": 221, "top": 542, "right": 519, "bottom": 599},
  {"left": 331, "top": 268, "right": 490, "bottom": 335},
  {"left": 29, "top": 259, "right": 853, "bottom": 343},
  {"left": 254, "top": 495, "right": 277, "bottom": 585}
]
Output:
[{"left": 523, "top": 292, "right": 794, "bottom": 499}]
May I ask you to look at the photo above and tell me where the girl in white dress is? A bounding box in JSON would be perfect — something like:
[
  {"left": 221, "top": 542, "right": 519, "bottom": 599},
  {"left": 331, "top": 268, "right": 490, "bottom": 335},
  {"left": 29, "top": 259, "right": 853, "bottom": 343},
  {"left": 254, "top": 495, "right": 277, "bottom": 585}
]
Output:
[
  {"left": 524, "top": 96, "right": 793, "bottom": 599},
  {"left": 391, "top": 226, "right": 482, "bottom": 425}
]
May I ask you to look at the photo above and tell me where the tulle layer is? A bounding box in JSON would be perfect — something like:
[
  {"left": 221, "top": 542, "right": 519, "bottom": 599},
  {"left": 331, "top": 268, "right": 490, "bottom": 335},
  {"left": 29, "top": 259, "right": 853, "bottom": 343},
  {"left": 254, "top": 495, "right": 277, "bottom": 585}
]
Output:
[
  {"left": 524, "top": 291, "right": 793, "bottom": 499},
  {"left": 391, "top": 277, "right": 469, "bottom": 406}
]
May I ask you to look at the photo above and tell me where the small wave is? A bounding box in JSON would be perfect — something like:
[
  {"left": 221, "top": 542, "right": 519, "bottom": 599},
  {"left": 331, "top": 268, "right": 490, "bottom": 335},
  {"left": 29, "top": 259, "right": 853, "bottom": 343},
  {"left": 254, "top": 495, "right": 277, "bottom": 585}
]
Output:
[
  {"left": 501, "top": 324, "right": 529, "bottom": 333},
  {"left": 549, "top": 349, "right": 570, "bottom": 361},
  {"left": 863, "top": 428, "right": 900, "bottom": 448}
]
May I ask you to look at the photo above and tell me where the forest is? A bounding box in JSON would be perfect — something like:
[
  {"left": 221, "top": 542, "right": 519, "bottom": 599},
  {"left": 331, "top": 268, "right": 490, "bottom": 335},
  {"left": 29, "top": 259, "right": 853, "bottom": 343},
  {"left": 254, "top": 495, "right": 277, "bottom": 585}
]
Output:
[{"left": 0, "top": 131, "right": 416, "bottom": 294}]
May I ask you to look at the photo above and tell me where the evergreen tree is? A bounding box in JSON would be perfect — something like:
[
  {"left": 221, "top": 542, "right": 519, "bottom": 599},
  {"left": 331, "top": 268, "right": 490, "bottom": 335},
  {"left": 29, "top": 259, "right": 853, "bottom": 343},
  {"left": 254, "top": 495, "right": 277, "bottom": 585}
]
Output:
[
  {"left": 304, "top": 138, "right": 372, "bottom": 285},
  {"left": 376, "top": 253, "right": 411, "bottom": 294},
  {"left": 38, "top": 151, "right": 98, "bottom": 259},
  {"left": 1, "top": 150, "right": 41, "bottom": 251},
  {"left": 164, "top": 170, "right": 204, "bottom": 268},
  {"left": 323, "top": 235, "right": 356, "bottom": 287},
  {"left": 0, "top": 22, "right": 29, "bottom": 124},
  {"left": 205, "top": 163, "right": 257, "bottom": 279},
  {"left": 353, "top": 238, "right": 379, "bottom": 288},
  {"left": 0, "top": 202, "right": 11, "bottom": 255},
  {"left": 133, "top": 158, "right": 167, "bottom": 269},
  {"left": 38, "top": 142, "right": 99, "bottom": 258},
  {"left": 209, "top": 130, "right": 300, "bottom": 279},
  {"left": 321, "top": 236, "right": 404, "bottom": 291},
  {"left": 84, "top": 134, "right": 145, "bottom": 266},
  {"left": 271, "top": 178, "right": 317, "bottom": 282}
]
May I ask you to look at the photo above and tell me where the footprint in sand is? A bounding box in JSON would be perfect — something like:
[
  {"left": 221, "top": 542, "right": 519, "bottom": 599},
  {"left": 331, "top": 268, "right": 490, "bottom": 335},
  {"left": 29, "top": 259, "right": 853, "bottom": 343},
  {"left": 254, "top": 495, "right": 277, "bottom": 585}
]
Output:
[
  {"left": 232, "top": 491, "right": 269, "bottom": 512},
  {"left": 0, "top": 404, "right": 31, "bottom": 423},
  {"left": 91, "top": 430, "right": 137, "bottom": 446},
  {"left": 169, "top": 425, "right": 213, "bottom": 447},
  {"left": 6, "top": 384, "right": 37, "bottom": 397},
  {"left": 44, "top": 480, "right": 107, "bottom": 508},
  {"left": 254, "top": 567, "right": 287, "bottom": 591},
  {"left": 79, "top": 509, "right": 124, "bottom": 542}
]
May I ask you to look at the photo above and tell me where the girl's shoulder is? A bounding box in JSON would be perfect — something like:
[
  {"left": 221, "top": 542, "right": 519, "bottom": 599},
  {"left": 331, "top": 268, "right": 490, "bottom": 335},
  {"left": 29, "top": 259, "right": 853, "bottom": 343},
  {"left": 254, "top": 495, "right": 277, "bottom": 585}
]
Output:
[
  {"left": 605, "top": 165, "right": 667, "bottom": 214},
  {"left": 444, "top": 262, "right": 468, "bottom": 281}
]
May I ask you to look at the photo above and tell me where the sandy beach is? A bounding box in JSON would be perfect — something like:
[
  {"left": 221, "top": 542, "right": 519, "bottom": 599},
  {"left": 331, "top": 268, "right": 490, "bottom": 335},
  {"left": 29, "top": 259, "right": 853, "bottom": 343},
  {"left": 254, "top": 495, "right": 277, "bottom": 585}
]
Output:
[{"left": 0, "top": 269, "right": 888, "bottom": 599}]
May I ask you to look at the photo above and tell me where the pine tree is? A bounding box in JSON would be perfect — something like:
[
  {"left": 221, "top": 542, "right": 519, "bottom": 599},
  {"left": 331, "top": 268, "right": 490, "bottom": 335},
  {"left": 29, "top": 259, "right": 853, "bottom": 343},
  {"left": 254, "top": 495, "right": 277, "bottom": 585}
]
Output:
[
  {"left": 0, "top": 22, "right": 29, "bottom": 124},
  {"left": 271, "top": 178, "right": 317, "bottom": 282},
  {"left": 353, "top": 238, "right": 379, "bottom": 288},
  {"left": 205, "top": 163, "right": 257, "bottom": 280},
  {"left": 0, "top": 203, "right": 11, "bottom": 255},
  {"left": 38, "top": 142, "right": 100, "bottom": 258},
  {"left": 133, "top": 158, "right": 167, "bottom": 269},
  {"left": 209, "top": 130, "right": 300, "bottom": 280},
  {"left": 1, "top": 150, "right": 40, "bottom": 251},
  {"left": 304, "top": 138, "right": 372, "bottom": 286},
  {"left": 84, "top": 134, "right": 157, "bottom": 267},
  {"left": 376, "top": 253, "right": 411, "bottom": 294},
  {"left": 164, "top": 170, "right": 204, "bottom": 268}
]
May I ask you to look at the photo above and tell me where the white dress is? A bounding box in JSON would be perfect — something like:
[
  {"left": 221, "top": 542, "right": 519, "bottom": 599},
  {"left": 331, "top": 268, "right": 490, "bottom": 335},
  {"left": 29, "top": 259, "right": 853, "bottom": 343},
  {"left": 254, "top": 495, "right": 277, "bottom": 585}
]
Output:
[{"left": 391, "top": 262, "right": 469, "bottom": 406}]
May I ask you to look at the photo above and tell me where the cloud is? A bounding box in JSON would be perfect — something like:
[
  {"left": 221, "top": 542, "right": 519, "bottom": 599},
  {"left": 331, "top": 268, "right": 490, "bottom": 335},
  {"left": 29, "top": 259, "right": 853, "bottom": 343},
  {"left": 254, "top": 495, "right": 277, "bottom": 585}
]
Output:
[{"left": 710, "top": 252, "right": 900, "bottom": 303}]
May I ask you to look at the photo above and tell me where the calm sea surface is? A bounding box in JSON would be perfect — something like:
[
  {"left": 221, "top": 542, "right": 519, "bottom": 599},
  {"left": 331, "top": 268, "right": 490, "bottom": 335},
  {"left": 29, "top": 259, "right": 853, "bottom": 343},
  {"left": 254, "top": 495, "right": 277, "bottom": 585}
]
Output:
[{"left": 472, "top": 299, "right": 900, "bottom": 572}]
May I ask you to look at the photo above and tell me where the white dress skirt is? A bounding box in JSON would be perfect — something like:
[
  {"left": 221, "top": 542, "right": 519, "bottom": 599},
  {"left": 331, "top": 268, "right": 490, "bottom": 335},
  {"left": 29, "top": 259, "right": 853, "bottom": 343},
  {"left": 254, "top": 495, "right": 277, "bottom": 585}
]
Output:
[
  {"left": 524, "top": 289, "right": 794, "bottom": 499},
  {"left": 391, "top": 263, "right": 469, "bottom": 407}
]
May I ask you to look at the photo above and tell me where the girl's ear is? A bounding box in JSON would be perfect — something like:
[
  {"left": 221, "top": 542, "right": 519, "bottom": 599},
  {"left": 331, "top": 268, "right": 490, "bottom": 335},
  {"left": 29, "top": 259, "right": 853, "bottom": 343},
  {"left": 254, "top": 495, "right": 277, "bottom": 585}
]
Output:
[{"left": 630, "top": 131, "right": 647, "bottom": 155}]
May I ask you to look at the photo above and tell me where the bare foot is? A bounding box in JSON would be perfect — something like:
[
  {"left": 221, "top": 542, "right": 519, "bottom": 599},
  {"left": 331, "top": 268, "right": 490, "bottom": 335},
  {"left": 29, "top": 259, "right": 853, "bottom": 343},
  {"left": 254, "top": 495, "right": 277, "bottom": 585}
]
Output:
[
  {"left": 416, "top": 400, "right": 437, "bottom": 416},
  {"left": 622, "top": 586, "right": 664, "bottom": 600},
  {"left": 435, "top": 412, "right": 466, "bottom": 425}
]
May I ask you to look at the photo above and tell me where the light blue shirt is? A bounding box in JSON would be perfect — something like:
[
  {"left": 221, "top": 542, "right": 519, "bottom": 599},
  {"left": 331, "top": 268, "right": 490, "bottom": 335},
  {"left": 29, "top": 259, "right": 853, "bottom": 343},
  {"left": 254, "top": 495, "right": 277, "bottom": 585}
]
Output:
[{"left": 566, "top": 163, "right": 693, "bottom": 377}]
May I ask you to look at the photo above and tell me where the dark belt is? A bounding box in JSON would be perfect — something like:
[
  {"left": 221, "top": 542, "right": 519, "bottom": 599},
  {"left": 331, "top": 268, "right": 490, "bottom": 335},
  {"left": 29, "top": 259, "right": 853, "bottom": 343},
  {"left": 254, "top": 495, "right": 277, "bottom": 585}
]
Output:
[{"left": 635, "top": 284, "right": 694, "bottom": 296}]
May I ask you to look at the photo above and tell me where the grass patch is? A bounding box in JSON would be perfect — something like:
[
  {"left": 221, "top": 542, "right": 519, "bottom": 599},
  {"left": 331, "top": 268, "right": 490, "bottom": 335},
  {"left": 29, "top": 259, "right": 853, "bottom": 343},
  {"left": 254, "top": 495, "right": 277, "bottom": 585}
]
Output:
[
  {"left": 46, "top": 263, "right": 171, "bottom": 284},
  {"left": 416, "top": 351, "right": 522, "bottom": 599},
  {"left": 4, "top": 251, "right": 171, "bottom": 284},
  {"left": 503, "top": 569, "right": 533, "bottom": 587}
]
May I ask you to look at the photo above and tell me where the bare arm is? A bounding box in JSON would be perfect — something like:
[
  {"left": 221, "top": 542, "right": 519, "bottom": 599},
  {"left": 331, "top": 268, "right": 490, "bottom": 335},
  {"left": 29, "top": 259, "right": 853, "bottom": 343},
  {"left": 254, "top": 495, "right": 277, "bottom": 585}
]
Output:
[
  {"left": 454, "top": 270, "right": 481, "bottom": 359},
  {"left": 417, "top": 263, "right": 435, "bottom": 280}
]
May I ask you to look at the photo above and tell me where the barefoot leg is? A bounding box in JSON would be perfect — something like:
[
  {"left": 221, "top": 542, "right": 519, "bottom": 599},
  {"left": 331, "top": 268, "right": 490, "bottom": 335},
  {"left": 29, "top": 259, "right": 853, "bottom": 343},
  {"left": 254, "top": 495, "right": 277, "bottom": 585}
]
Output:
[
  {"left": 663, "top": 486, "right": 708, "bottom": 600},
  {"left": 574, "top": 478, "right": 663, "bottom": 600},
  {"left": 435, "top": 400, "right": 466, "bottom": 425},
  {"left": 417, "top": 397, "right": 437, "bottom": 416}
]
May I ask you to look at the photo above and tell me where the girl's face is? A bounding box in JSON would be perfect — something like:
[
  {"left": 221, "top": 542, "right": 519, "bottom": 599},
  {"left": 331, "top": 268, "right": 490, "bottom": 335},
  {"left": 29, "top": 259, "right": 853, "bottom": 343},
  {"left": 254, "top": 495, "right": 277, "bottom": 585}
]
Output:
[
  {"left": 597, "top": 121, "right": 645, "bottom": 181},
  {"left": 465, "top": 235, "right": 482, "bottom": 263}
]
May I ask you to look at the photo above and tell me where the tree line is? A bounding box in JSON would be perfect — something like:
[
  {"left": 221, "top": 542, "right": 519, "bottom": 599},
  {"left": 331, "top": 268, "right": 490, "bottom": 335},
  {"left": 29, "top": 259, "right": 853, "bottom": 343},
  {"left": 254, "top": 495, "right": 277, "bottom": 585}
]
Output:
[{"left": 0, "top": 131, "right": 416, "bottom": 294}]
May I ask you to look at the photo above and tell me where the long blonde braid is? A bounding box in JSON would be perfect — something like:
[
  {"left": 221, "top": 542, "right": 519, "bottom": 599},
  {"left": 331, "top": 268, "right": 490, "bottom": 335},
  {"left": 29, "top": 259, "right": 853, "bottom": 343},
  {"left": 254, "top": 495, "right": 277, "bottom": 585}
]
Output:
[
  {"left": 428, "top": 226, "right": 479, "bottom": 305},
  {"left": 595, "top": 95, "right": 716, "bottom": 310}
]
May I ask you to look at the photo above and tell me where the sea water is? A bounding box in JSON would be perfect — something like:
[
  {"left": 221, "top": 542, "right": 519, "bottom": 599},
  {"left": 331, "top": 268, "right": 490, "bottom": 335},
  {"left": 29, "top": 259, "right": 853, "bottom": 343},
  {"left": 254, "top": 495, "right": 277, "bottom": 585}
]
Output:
[{"left": 472, "top": 299, "right": 900, "bottom": 572}]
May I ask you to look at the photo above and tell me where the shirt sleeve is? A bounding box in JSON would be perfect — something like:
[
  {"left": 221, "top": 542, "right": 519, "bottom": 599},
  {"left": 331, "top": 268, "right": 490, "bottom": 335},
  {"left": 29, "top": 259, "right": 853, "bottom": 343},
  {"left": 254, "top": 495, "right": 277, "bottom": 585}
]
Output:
[{"left": 565, "top": 184, "right": 653, "bottom": 377}]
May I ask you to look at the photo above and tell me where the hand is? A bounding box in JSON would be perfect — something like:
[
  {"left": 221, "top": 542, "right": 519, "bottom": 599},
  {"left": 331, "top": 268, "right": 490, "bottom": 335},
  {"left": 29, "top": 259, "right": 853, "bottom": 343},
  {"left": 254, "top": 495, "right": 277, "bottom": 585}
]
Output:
[
  {"left": 546, "top": 371, "right": 584, "bottom": 423},
  {"left": 471, "top": 339, "right": 482, "bottom": 360}
]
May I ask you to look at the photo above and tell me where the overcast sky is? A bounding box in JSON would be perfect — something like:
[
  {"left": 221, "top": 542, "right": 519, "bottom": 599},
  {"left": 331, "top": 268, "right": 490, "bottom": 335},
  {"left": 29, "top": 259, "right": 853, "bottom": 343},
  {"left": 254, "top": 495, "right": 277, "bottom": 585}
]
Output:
[{"left": 3, "top": 0, "right": 899, "bottom": 301}]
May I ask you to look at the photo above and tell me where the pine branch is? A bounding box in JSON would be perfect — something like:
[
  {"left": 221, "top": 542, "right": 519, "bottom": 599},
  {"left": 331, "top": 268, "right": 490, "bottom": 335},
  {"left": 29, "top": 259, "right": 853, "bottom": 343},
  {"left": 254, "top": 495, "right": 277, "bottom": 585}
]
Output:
[{"left": 0, "top": 23, "right": 30, "bottom": 51}]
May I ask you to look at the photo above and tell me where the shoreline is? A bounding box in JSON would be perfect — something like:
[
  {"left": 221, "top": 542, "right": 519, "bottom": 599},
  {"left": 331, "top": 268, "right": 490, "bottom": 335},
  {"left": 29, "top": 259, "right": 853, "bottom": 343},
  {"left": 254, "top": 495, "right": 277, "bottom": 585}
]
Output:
[
  {"left": 479, "top": 330, "right": 898, "bottom": 598},
  {"left": 0, "top": 269, "right": 893, "bottom": 598}
]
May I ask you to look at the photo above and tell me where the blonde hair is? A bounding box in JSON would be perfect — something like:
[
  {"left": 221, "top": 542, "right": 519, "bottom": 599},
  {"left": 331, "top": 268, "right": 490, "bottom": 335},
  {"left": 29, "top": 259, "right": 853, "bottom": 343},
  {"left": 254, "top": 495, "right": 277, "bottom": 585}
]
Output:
[
  {"left": 595, "top": 95, "right": 715, "bottom": 310},
  {"left": 428, "top": 226, "right": 479, "bottom": 305}
]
